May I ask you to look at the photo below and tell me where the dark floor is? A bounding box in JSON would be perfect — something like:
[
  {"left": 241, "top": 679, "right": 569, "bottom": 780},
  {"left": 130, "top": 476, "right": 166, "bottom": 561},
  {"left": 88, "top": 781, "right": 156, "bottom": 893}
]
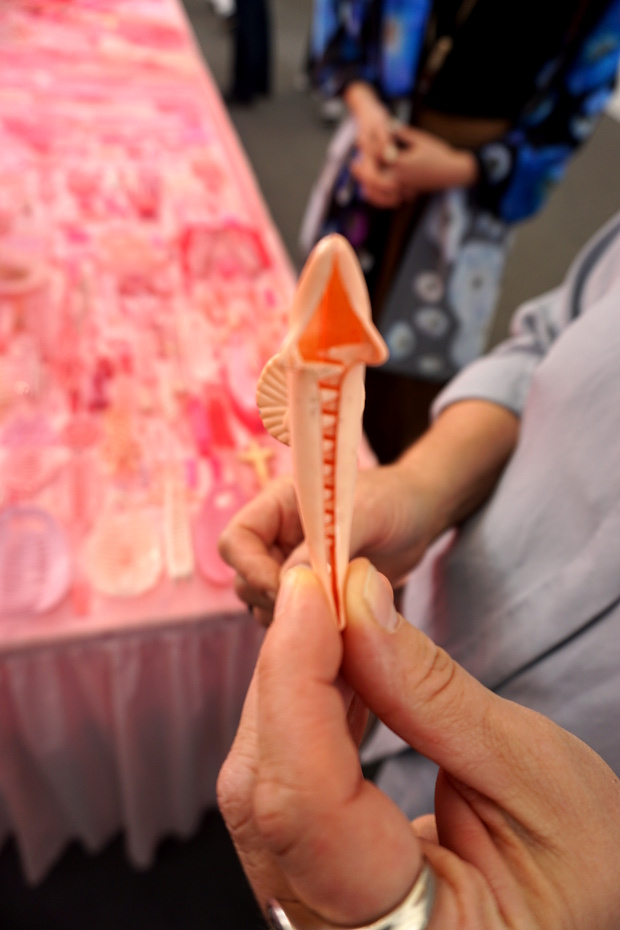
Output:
[
  {"left": 0, "top": 810, "right": 266, "bottom": 930},
  {"left": 2, "top": 1, "right": 620, "bottom": 926}
]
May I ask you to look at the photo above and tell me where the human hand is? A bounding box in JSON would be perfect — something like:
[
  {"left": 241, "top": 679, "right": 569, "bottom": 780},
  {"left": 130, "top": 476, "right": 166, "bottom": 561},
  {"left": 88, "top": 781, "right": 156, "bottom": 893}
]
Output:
[
  {"left": 344, "top": 81, "right": 394, "bottom": 162},
  {"left": 349, "top": 148, "right": 403, "bottom": 208},
  {"left": 218, "top": 560, "right": 620, "bottom": 929},
  {"left": 386, "top": 125, "right": 478, "bottom": 200},
  {"left": 218, "top": 465, "right": 439, "bottom": 625},
  {"left": 342, "top": 82, "right": 408, "bottom": 208}
]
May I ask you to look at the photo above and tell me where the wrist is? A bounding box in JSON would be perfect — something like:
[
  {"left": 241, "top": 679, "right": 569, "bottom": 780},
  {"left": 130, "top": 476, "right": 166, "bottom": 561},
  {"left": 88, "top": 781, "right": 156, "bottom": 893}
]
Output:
[
  {"left": 453, "top": 148, "right": 479, "bottom": 187},
  {"left": 344, "top": 81, "right": 383, "bottom": 118},
  {"left": 396, "top": 400, "right": 519, "bottom": 539},
  {"left": 388, "top": 454, "right": 453, "bottom": 553}
]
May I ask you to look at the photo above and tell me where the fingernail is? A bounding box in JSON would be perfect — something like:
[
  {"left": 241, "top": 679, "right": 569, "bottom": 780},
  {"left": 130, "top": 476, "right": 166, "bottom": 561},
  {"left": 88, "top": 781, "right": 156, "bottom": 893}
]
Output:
[
  {"left": 383, "top": 143, "right": 398, "bottom": 163},
  {"left": 274, "top": 566, "right": 304, "bottom": 620},
  {"left": 362, "top": 564, "right": 400, "bottom": 632}
]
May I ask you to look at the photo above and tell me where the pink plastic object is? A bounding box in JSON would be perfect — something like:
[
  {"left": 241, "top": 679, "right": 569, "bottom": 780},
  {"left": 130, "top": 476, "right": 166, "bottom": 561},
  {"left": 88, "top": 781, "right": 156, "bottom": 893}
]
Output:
[
  {"left": 193, "top": 482, "right": 248, "bottom": 587},
  {"left": 3, "top": 448, "right": 63, "bottom": 501},
  {"left": 0, "top": 252, "right": 47, "bottom": 299},
  {"left": 203, "top": 385, "right": 237, "bottom": 449},
  {"left": 256, "top": 234, "right": 388, "bottom": 627},
  {"left": 163, "top": 465, "right": 194, "bottom": 580},
  {"left": 181, "top": 222, "right": 270, "bottom": 281},
  {"left": 222, "top": 341, "right": 265, "bottom": 434},
  {"left": 2, "top": 413, "right": 54, "bottom": 448},
  {"left": 0, "top": 506, "right": 72, "bottom": 616},
  {"left": 185, "top": 396, "right": 211, "bottom": 456},
  {"left": 62, "top": 414, "right": 101, "bottom": 451},
  {"left": 83, "top": 509, "right": 162, "bottom": 598}
]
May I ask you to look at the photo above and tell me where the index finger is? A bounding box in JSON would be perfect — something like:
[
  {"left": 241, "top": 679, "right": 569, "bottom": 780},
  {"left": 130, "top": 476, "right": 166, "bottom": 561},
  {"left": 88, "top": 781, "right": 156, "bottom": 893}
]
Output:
[{"left": 218, "top": 476, "right": 303, "bottom": 599}]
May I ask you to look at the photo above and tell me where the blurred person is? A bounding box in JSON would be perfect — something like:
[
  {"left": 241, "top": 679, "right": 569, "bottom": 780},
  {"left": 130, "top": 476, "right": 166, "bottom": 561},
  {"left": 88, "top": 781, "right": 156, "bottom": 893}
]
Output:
[
  {"left": 306, "top": 0, "right": 620, "bottom": 461},
  {"left": 217, "top": 560, "right": 620, "bottom": 929},
  {"left": 226, "top": 0, "right": 271, "bottom": 105},
  {"left": 219, "top": 208, "right": 620, "bottom": 820}
]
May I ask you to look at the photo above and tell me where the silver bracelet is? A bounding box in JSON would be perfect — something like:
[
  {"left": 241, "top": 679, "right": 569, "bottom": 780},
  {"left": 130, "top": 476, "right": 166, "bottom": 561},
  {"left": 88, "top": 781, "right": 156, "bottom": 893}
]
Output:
[{"left": 267, "top": 860, "right": 436, "bottom": 930}]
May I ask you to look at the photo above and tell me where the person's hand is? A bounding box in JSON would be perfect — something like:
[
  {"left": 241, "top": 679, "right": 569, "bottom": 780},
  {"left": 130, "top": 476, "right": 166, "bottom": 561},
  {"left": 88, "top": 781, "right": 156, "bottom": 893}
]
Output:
[
  {"left": 218, "top": 465, "right": 440, "bottom": 625},
  {"left": 387, "top": 125, "right": 479, "bottom": 200},
  {"left": 343, "top": 81, "right": 410, "bottom": 209},
  {"left": 344, "top": 81, "right": 394, "bottom": 163},
  {"left": 219, "top": 399, "right": 519, "bottom": 625},
  {"left": 350, "top": 148, "right": 403, "bottom": 208},
  {"left": 218, "top": 560, "right": 620, "bottom": 929}
]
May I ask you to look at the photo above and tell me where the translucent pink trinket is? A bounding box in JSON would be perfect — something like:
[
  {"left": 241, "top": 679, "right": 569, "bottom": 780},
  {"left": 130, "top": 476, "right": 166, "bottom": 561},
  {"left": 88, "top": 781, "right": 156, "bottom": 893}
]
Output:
[
  {"left": 0, "top": 506, "right": 72, "bottom": 616},
  {"left": 62, "top": 414, "right": 101, "bottom": 452},
  {"left": 193, "top": 482, "right": 248, "bottom": 587},
  {"left": 83, "top": 509, "right": 162, "bottom": 598},
  {"left": 181, "top": 221, "right": 270, "bottom": 281}
]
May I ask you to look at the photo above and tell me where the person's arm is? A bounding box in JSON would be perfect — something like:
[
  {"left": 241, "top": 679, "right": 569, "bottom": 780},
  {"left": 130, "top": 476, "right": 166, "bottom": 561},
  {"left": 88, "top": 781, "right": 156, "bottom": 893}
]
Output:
[
  {"left": 366, "top": 123, "right": 480, "bottom": 203},
  {"left": 309, "top": 0, "right": 377, "bottom": 100},
  {"left": 218, "top": 400, "right": 518, "bottom": 624},
  {"left": 474, "top": 6, "right": 620, "bottom": 223},
  {"left": 343, "top": 80, "right": 393, "bottom": 156},
  {"left": 218, "top": 561, "right": 620, "bottom": 929},
  {"left": 219, "top": 271, "right": 576, "bottom": 622}
]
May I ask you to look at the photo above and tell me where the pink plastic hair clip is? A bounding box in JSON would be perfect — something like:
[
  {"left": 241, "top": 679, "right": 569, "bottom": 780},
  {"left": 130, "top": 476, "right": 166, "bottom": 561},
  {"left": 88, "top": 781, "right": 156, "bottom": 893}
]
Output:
[{"left": 256, "top": 234, "right": 388, "bottom": 627}]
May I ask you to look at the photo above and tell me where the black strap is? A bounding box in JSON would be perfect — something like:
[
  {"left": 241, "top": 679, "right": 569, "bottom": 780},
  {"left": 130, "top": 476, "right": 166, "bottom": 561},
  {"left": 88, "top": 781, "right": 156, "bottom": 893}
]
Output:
[{"left": 411, "top": 0, "right": 482, "bottom": 119}]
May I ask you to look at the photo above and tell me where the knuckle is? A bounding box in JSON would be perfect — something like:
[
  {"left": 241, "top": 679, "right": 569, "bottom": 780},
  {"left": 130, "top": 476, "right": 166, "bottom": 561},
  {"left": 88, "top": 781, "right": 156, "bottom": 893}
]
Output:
[
  {"left": 414, "top": 641, "right": 458, "bottom": 705},
  {"left": 216, "top": 756, "right": 248, "bottom": 830},
  {"left": 217, "top": 529, "right": 232, "bottom": 560},
  {"left": 252, "top": 774, "right": 304, "bottom": 859}
]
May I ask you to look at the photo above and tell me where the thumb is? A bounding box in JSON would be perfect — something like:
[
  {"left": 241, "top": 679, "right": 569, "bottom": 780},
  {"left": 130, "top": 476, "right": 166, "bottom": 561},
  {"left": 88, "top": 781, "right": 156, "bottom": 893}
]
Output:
[
  {"left": 342, "top": 559, "right": 530, "bottom": 808},
  {"left": 279, "top": 539, "right": 311, "bottom": 575},
  {"left": 254, "top": 566, "right": 423, "bottom": 926}
]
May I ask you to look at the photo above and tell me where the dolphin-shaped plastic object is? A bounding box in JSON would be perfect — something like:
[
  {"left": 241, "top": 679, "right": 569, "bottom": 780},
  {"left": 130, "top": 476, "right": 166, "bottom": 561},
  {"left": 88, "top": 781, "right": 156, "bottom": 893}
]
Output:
[{"left": 256, "top": 234, "right": 388, "bottom": 627}]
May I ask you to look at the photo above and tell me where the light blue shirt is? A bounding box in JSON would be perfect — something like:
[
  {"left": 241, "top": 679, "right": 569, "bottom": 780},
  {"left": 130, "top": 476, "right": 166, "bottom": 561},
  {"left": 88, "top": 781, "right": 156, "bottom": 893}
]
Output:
[{"left": 364, "top": 211, "right": 620, "bottom": 816}]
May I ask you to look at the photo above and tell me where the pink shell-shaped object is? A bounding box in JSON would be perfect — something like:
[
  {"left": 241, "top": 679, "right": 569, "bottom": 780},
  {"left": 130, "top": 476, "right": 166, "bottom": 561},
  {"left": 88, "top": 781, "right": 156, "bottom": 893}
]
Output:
[
  {"left": 0, "top": 506, "right": 73, "bottom": 616},
  {"left": 256, "top": 234, "right": 388, "bottom": 627},
  {"left": 83, "top": 510, "right": 162, "bottom": 598},
  {"left": 0, "top": 251, "right": 47, "bottom": 298},
  {"left": 255, "top": 355, "right": 289, "bottom": 444}
]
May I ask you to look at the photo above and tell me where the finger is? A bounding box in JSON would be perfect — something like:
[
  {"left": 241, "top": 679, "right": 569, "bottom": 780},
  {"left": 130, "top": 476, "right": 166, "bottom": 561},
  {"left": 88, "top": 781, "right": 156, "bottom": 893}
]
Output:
[
  {"left": 363, "top": 187, "right": 403, "bottom": 209},
  {"left": 217, "top": 673, "right": 296, "bottom": 911},
  {"left": 218, "top": 476, "right": 302, "bottom": 600},
  {"left": 356, "top": 178, "right": 403, "bottom": 208},
  {"left": 344, "top": 561, "right": 620, "bottom": 927},
  {"left": 254, "top": 566, "right": 422, "bottom": 926},
  {"left": 254, "top": 606, "right": 275, "bottom": 628},
  {"left": 364, "top": 125, "right": 392, "bottom": 159},
  {"left": 218, "top": 671, "right": 260, "bottom": 833},
  {"left": 412, "top": 814, "right": 438, "bottom": 844},
  {"left": 280, "top": 540, "right": 311, "bottom": 575},
  {"left": 233, "top": 575, "right": 277, "bottom": 612},
  {"left": 351, "top": 161, "right": 398, "bottom": 197},
  {"left": 391, "top": 124, "right": 426, "bottom": 146},
  {"left": 341, "top": 559, "right": 551, "bottom": 813}
]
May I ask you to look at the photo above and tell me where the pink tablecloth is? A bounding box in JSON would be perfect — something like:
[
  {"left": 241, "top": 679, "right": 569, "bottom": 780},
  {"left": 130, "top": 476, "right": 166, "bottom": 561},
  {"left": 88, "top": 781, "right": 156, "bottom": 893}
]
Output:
[{"left": 0, "top": 0, "right": 294, "bottom": 881}]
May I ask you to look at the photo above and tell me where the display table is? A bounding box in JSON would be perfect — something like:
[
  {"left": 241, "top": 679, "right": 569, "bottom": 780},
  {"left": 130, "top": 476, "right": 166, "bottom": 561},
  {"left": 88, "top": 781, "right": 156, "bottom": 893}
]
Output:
[{"left": 0, "top": 0, "right": 295, "bottom": 882}]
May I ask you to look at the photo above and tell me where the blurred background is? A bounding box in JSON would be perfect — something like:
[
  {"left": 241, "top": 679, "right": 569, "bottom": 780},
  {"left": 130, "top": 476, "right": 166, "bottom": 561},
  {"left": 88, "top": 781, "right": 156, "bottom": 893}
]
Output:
[{"left": 186, "top": 0, "right": 620, "bottom": 347}]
